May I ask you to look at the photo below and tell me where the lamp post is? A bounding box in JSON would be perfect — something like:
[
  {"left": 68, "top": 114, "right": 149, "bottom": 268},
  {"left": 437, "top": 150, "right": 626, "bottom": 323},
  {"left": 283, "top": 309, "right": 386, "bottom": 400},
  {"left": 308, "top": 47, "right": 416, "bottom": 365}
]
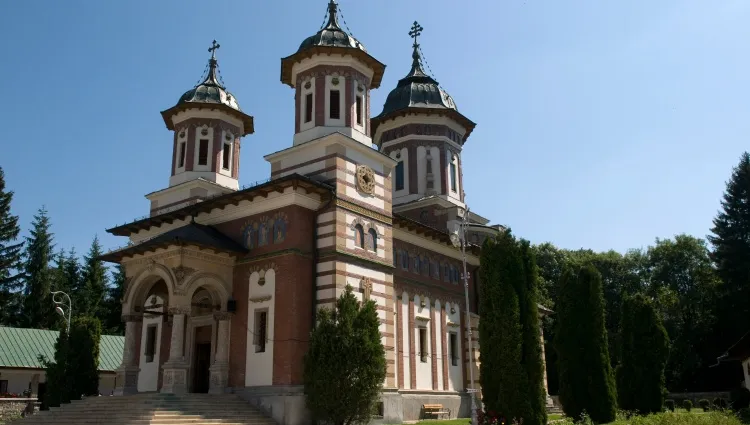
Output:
[
  {"left": 51, "top": 291, "right": 72, "bottom": 333},
  {"left": 449, "top": 205, "right": 479, "bottom": 425}
]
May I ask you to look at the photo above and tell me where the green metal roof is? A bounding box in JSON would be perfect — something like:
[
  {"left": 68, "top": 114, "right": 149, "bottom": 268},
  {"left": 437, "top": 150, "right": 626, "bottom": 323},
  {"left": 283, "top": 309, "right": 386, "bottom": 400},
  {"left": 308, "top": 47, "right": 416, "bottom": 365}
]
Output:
[{"left": 0, "top": 327, "right": 124, "bottom": 372}]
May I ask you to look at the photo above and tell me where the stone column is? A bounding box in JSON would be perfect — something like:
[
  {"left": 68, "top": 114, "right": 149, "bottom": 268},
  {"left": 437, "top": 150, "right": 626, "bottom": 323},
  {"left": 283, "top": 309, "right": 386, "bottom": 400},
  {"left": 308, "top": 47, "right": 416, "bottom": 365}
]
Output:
[
  {"left": 209, "top": 312, "right": 231, "bottom": 394},
  {"left": 540, "top": 320, "right": 553, "bottom": 407},
  {"left": 114, "top": 314, "right": 142, "bottom": 396},
  {"left": 161, "top": 307, "right": 190, "bottom": 394}
]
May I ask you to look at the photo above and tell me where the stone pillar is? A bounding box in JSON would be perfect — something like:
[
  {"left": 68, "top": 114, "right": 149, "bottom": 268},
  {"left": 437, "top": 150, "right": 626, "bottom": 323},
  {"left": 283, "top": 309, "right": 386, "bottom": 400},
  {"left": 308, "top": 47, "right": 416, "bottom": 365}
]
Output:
[
  {"left": 540, "top": 320, "right": 553, "bottom": 407},
  {"left": 114, "top": 314, "right": 142, "bottom": 396},
  {"left": 161, "top": 307, "right": 190, "bottom": 394},
  {"left": 209, "top": 312, "right": 232, "bottom": 394}
]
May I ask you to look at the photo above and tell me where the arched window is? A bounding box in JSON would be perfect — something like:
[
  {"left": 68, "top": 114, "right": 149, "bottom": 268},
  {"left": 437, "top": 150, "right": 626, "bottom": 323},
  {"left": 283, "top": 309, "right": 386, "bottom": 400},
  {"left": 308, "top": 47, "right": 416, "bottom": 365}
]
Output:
[
  {"left": 368, "top": 228, "right": 378, "bottom": 253},
  {"left": 395, "top": 161, "right": 404, "bottom": 191},
  {"left": 354, "top": 224, "right": 365, "bottom": 248}
]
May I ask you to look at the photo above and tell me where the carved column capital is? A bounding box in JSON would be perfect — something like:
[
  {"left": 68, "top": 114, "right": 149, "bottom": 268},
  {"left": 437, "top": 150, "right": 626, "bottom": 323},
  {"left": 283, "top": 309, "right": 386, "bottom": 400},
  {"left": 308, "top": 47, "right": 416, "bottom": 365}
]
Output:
[
  {"left": 213, "top": 311, "right": 233, "bottom": 321},
  {"left": 168, "top": 306, "right": 191, "bottom": 316},
  {"left": 121, "top": 314, "right": 143, "bottom": 323}
]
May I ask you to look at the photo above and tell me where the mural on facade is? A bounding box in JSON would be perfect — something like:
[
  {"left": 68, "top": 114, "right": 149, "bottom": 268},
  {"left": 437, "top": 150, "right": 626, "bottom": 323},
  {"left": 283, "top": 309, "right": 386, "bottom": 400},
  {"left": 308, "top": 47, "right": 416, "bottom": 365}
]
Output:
[{"left": 240, "top": 212, "right": 289, "bottom": 249}]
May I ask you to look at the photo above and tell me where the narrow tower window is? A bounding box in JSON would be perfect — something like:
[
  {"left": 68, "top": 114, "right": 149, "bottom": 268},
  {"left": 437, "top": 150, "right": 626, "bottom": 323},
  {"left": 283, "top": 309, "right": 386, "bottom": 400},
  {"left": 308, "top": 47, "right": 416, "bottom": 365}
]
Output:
[
  {"left": 254, "top": 310, "right": 268, "bottom": 353},
  {"left": 198, "top": 139, "right": 209, "bottom": 166},
  {"left": 449, "top": 332, "right": 458, "bottom": 366},
  {"left": 222, "top": 143, "right": 231, "bottom": 170},
  {"left": 305, "top": 93, "right": 313, "bottom": 123},
  {"left": 355, "top": 95, "right": 363, "bottom": 125},
  {"left": 419, "top": 327, "right": 428, "bottom": 363},
  {"left": 395, "top": 161, "right": 404, "bottom": 191},
  {"left": 329, "top": 90, "right": 340, "bottom": 119},
  {"left": 178, "top": 142, "right": 186, "bottom": 168},
  {"left": 145, "top": 325, "right": 157, "bottom": 363},
  {"left": 368, "top": 228, "right": 378, "bottom": 253},
  {"left": 450, "top": 160, "right": 457, "bottom": 192}
]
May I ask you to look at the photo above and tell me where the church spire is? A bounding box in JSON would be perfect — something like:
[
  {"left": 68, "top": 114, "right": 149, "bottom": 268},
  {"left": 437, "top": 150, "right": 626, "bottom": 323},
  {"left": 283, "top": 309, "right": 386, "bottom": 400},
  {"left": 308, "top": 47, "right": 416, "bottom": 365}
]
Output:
[
  {"left": 201, "top": 40, "right": 224, "bottom": 88},
  {"left": 324, "top": 0, "right": 341, "bottom": 30},
  {"left": 406, "top": 21, "right": 428, "bottom": 78}
]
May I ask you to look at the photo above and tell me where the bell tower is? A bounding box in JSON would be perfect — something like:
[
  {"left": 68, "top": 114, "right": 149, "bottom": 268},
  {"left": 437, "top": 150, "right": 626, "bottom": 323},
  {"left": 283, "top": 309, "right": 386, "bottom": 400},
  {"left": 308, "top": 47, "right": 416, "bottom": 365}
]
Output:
[{"left": 147, "top": 41, "right": 254, "bottom": 216}]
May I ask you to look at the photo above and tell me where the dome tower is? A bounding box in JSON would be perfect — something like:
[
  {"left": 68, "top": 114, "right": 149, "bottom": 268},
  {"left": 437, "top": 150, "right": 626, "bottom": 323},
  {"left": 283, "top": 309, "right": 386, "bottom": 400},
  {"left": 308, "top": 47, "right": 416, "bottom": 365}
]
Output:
[
  {"left": 372, "top": 23, "right": 476, "bottom": 214},
  {"left": 148, "top": 41, "right": 254, "bottom": 216},
  {"left": 279, "top": 0, "right": 386, "bottom": 147}
]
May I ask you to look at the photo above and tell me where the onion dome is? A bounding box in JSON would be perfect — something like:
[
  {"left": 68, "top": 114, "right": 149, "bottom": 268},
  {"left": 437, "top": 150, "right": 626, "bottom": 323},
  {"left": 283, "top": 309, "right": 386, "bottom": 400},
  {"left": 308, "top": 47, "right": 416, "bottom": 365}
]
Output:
[
  {"left": 161, "top": 41, "right": 254, "bottom": 136},
  {"left": 371, "top": 22, "right": 475, "bottom": 143},
  {"left": 280, "top": 1, "right": 385, "bottom": 88}
]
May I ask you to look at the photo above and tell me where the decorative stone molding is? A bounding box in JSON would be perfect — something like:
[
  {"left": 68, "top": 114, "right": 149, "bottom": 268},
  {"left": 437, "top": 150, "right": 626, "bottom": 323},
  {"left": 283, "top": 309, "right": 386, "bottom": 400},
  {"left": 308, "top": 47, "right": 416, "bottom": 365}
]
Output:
[
  {"left": 167, "top": 306, "right": 191, "bottom": 315},
  {"left": 172, "top": 265, "right": 196, "bottom": 287},
  {"left": 123, "top": 248, "right": 235, "bottom": 267},
  {"left": 246, "top": 262, "right": 279, "bottom": 277},
  {"left": 361, "top": 277, "right": 372, "bottom": 302},
  {"left": 415, "top": 316, "right": 430, "bottom": 322},
  {"left": 249, "top": 295, "right": 272, "bottom": 303},
  {"left": 213, "top": 311, "right": 232, "bottom": 321},
  {"left": 121, "top": 314, "right": 143, "bottom": 323},
  {"left": 356, "top": 165, "right": 376, "bottom": 195},
  {"left": 295, "top": 67, "right": 371, "bottom": 88},
  {"left": 447, "top": 321, "right": 460, "bottom": 328},
  {"left": 336, "top": 198, "right": 392, "bottom": 224}
]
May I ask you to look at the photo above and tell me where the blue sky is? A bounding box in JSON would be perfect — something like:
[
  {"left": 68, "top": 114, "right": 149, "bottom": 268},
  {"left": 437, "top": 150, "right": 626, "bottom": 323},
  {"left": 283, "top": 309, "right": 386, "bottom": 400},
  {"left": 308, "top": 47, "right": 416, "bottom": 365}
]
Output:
[{"left": 1, "top": 0, "right": 748, "bottom": 259}]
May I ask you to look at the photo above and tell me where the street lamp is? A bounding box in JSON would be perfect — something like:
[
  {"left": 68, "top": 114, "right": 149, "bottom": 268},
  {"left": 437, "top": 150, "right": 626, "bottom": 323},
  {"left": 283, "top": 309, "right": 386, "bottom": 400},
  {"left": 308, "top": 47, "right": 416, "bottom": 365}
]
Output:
[{"left": 51, "top": 291, "right": 72, "bottom": 333}]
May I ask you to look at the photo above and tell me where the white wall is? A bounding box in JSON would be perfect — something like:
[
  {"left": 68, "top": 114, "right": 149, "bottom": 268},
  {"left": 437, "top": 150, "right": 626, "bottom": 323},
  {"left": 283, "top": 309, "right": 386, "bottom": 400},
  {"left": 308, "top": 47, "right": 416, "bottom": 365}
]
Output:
[
  {"left": 401, "top": 292, "right": 411, "bottom": 389},
  {"left": 138, "top": 294, "right": 164, "bottom": 392},
  {"left": 245, "top": 269, "right": 276, "bottom": 387},
  {"left": 414, "top": 295, "right": 432, "bottom": 390},
  {"left": 0, "top": 370, "right": 116, "bottom": 396},
  {"left": 434, "top": 300, "right": 444, "bottom": 390},
  {"left": 446, "top": 302, "right": 464, "bottom": 391}
]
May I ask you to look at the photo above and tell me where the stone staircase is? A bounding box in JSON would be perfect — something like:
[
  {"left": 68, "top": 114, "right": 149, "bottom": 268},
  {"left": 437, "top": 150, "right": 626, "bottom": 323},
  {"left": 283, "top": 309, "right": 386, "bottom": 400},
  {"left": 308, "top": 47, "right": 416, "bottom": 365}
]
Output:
[{"left": 16, "top": 393, "right": 277, "bottom": 425}]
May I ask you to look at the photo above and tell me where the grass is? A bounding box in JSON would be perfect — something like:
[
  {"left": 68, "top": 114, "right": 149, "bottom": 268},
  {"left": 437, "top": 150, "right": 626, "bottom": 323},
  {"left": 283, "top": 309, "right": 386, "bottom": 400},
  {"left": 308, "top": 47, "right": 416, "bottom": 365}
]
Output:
[{"left": 414, "top": 410, "right": 741, "bottom": 425}]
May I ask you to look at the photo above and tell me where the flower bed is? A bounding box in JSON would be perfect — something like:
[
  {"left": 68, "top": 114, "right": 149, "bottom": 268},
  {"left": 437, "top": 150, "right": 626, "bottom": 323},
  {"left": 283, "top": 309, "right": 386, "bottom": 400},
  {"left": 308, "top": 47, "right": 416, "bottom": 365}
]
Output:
[{"left": 0, "top": 398, "right": 38, "bottom": 423}]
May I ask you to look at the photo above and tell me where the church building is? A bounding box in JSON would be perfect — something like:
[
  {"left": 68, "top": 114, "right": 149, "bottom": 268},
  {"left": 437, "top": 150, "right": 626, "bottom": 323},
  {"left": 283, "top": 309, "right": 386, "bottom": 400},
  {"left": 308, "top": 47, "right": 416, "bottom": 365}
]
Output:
[{"left": 100, "top": 2, "right": 550, "bottom": 424}]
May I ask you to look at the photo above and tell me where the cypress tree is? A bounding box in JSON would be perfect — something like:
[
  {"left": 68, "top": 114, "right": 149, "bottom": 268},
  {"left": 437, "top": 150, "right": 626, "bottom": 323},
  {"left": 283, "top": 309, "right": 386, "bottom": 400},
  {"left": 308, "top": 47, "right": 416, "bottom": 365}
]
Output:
[
  {"left": 478, "top": 231, "right": 528, "bottom": 422},
  {"left": 39, "top": 327, "right": 71, "bottom": 409},
  {"left": 0, "top": 167, "right": 24, "bottom": 326},
  {"left": 80, "top": 236, "right": 108, "bottom": 320},
  {"left": 556, "top": 264, "right": 617, "bottom": 423},
  {"left": 616, "top": 294, "right": 669, "bottom": 415},
  {"left": 303, "top": 285, "right": 386, "bottom": 425},
  {"left": 518, "top": 240, "right": 548, "bottom": 425},
  {"left": 21, "top": 206, "right": 57, "bottom": 329},
  {"left": 708, "top": 152, "right": 750, "bottom": 346},
  {"left": 67, "top": 316, "right": 102, "bottom": 398}
]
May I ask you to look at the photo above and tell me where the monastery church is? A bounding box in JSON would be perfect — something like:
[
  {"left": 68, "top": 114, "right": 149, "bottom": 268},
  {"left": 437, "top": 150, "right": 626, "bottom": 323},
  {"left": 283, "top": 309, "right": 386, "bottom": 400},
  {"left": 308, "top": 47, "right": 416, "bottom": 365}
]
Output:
[{"left": 100, "top": 2, "right": 551, "bottom": 424}]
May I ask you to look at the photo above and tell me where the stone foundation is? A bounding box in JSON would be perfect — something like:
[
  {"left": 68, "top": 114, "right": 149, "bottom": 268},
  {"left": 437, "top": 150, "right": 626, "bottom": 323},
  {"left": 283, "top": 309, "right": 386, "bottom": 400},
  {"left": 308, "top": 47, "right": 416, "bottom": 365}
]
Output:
[
  {"left": 0, "top": 398, "right": 38, "bottom": 422},
  {"left": 234, "top": 386, "right": 472, "bottom": 425}
]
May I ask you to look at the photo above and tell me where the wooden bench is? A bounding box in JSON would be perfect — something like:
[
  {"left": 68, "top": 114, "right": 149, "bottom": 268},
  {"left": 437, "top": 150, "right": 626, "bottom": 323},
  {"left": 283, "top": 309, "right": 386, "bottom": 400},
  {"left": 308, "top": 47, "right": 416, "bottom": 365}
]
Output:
[{"left": 422, "top": 403, "right": 451, "bottom": 419}]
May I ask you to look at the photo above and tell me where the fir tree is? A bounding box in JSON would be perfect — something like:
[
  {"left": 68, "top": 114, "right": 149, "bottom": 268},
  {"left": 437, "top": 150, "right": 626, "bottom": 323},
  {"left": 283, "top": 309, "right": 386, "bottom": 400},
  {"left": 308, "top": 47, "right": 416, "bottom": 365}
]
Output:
[
  {"left": 555, "top": 264, "right": 617, "bottom": 423},
  {"left": 616, "top": 294, "right": 669, "bottom": 415},
  {"left": 80, "top": 236, "right": 108, "bottom": 320},
  {"left": 708, "top": 151, "right": 750, "bottom": 346},
  {"left": 21, "top": 206, "right": 57, "bottom": 329},
  {"left": 478, "top": 231, "right": 528, "bottom": 422},
  {"left": 518, "top": 239, "right": 549, "bottom": 425},
  {"left": 38, "top": 327, "right": 71, "bottom": 408},
  {"left": 303, "top": 285, "right": 386, "bottom": 425},
  {"left": 0, "top": 167, "right": 24, "bottom": 326},
  {"left": 103, "top": 264, "right": 125, "bottom": 335}
]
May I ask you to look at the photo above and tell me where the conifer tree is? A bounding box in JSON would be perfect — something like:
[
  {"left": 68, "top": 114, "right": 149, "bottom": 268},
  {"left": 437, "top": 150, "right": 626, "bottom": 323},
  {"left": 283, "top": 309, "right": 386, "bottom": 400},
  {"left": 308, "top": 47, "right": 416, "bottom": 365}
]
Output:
[
  {"left": 519, "top": 239, "right": 548, "bottom": 425},
  {"left": 21, "top": 206, "right": 57, "bottom": 329},
  {"left": 80, "top": 236, "right": 108, "bottom": 319},
  {"left": 39, "top": 327, "right": 71, "bottom": 408},
  {"left": 478, "top": 231, "right": 528, "bottom": 421},
  {"left": 0, "top": 167, "right": 24, "bottom": 326},
  {"left": 555, "top": 264, "right": 617, "bottom": 423},
  {"left": 303, "top": 285, "right": 386, "bottom": 425},
  {"left": 708, "top": 151, "right": 750, "bottom": 346},
  {"left": 103, "top": 264, "right": 126, "bottom": 334},
  {"left": 67, "top": 316, "right": 101, "bottom": 398},
  {"left": 616, "top": 293, "right": 669, "bottom": 415}
]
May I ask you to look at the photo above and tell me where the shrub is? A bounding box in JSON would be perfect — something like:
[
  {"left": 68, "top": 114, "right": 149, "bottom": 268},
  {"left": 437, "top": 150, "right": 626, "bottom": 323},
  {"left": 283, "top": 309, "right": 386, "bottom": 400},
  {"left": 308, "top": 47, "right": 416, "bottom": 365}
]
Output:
[
  {"left": 738, "top": 407, "right": 750, "bottom": 424},
  {"left": 67, "top": 316, "right": 102, "bottom": 399},
  {"left": 715, "top": 398, "right": 729, "bottom": 410},
  {"left": 665, "top": 400, "right": 675, "bottom": 411},
  {"left": 699, "top": 399, "right": 711, "bottom": 412},
  {"left": 683, "top": 399, "right": 693, "bottom": 411},
  {"left": 731, "top": 388, "right": 750, "bottom": 410}
]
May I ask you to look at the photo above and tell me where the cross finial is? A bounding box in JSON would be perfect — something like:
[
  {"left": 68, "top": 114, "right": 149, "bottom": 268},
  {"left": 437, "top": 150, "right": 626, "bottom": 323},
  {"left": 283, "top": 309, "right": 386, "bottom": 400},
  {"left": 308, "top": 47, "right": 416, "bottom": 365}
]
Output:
[
  {"left": 208, "top": 40, "right": 221, "bottom": 59},
  {"left": 409, "top": 21, "right": 423, "bottom": 48}
]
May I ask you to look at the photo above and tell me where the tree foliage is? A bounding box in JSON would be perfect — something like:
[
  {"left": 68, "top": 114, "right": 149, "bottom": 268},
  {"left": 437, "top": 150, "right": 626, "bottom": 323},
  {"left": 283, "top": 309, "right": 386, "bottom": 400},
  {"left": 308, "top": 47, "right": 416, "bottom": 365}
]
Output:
[
  {"left": 555, "top": 264, "right": 617, "bottom": 423},
  {"left": 79, "top": 236, "right": 108, "bottom": 319},
  {"left": 67, "top": 316, "right": 102, "bottom": 399},
  {"left": 616, "top": 293, "right": 669, "bottom": 414},
  {"left": 21, "top": 206, "right": 57, "bottom": 330},
  {"left": 0, "top": 167, "right": 23, "bottom": 326},
  {"left": 102, "top": 264, "right": 126, "bottom": 334},
  {"left": 303, "top": 285, "right": 386, "bottom": 425},
  {"left": 479, "top": 231, "right": 547, "bottom": 425},
  {"left": 39, "top": 327, "right": 71, "bottom": 409}
]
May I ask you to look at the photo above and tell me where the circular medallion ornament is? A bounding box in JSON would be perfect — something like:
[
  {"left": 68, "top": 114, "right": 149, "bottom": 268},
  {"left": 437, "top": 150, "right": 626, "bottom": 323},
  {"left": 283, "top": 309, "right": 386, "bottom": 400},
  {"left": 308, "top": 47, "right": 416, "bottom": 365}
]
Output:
[{"left": 356, "top": 165, "right": 375, "bottom": 195}]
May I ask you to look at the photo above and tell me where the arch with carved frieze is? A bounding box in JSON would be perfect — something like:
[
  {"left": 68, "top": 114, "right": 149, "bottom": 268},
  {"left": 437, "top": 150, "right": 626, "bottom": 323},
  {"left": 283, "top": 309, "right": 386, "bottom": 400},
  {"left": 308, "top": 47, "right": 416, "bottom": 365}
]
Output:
[
  {"left": 183, "top": 272, "right": 231, "bottom": 312},
  {"left": 122, "top": 263, "right": 176, "bottom": 315}
]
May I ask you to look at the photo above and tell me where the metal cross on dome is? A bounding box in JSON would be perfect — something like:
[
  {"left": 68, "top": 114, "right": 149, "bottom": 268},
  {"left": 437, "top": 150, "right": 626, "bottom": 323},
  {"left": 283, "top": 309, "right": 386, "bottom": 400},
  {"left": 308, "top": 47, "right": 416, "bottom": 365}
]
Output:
[
  {"left": 208, "top": 40, "right": 221, "bottom": 59},
  {"left": 409, "top": 21, "right": 423, "bottom": 48}
]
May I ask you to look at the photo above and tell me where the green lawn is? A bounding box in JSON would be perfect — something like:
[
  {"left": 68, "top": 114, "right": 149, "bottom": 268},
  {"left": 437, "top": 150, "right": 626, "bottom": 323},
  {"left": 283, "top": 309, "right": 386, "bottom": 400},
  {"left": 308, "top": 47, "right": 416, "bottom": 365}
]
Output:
[{"left": 414, "top": 410, "right": 737, "bottom": 425}]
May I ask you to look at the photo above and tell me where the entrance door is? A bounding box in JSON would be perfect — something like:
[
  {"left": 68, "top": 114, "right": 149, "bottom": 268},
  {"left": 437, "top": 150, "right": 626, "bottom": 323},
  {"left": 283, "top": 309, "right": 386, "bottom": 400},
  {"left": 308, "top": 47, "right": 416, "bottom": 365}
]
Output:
[{"left": 192, "top": 325, "right": 213, "bottom": 393}]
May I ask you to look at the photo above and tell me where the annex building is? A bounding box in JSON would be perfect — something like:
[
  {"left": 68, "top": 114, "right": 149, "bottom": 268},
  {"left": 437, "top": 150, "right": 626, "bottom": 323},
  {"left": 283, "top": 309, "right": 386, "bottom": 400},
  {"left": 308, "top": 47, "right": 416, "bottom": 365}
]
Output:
[{"left": 100, "top": 2, "right": 551, "bottom": 423}]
